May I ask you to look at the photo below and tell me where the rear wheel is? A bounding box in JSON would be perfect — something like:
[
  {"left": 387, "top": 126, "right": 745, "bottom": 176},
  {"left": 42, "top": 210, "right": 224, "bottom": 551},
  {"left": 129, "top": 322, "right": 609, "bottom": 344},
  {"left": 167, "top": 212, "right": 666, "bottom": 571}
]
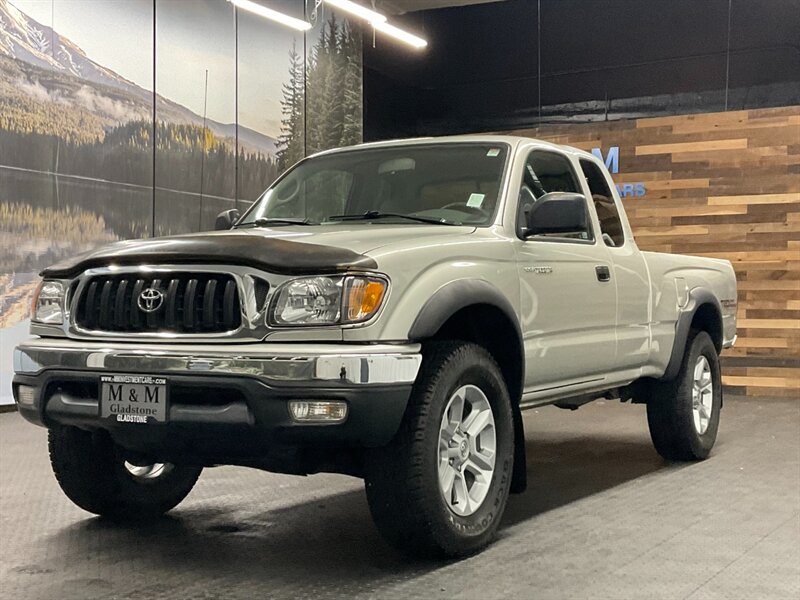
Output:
[
  {"left": 647, "top": 331, "right": 722, "bottom": 461},
  {"left": 365, "top": 341, "right": 515, "bottom": 557},
  {"left": 48, "top": 425, "right": 201, "bottom": 519}
]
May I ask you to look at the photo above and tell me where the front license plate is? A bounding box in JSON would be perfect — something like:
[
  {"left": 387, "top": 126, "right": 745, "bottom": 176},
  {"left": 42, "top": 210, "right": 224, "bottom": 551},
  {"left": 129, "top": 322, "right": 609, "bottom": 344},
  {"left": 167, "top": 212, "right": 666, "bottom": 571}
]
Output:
[{"left": 100, "top": 374, "right": 168, "bottom": 424}]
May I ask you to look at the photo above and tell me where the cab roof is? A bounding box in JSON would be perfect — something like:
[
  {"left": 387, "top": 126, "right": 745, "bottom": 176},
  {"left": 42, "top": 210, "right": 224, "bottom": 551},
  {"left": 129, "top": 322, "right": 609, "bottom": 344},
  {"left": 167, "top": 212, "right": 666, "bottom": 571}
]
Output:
[{"left": 311, "top": 134, "right": 599, "bottom": 162}]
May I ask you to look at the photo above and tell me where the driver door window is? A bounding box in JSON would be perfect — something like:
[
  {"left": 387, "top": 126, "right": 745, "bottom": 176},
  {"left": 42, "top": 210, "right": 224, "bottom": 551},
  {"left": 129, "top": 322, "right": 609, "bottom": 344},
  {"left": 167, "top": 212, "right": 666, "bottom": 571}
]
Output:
[{"left": 517, "top": 151, "right": 592, "bottom": 241}]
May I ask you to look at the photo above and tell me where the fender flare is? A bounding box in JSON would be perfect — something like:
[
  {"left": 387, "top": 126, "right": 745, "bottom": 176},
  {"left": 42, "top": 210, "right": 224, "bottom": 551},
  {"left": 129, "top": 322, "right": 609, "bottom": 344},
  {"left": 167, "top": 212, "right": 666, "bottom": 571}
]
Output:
[
  {"left": 661, "top": 287, "right": 722, "bottom": 381},
  {"left": 408, "top": 279, "right": 520, "bottom": 341}
]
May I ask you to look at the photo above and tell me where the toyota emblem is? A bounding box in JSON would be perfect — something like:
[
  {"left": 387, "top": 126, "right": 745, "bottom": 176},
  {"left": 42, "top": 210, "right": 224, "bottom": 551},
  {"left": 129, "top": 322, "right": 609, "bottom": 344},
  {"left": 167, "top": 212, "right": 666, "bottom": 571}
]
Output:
[{"left": 138, "top": 287, "right": 164, "bottom": 313}]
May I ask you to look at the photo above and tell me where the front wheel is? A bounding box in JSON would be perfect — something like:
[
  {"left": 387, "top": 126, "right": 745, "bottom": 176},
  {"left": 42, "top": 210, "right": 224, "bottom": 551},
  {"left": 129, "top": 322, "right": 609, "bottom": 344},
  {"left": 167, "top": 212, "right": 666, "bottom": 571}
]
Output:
[
  {"left": 365, "top": 341, "right": 515, "bottom": 557},
  {"left": 48, "top": 425, "right": 202, "bottom": 519},
  {"left": 647, "top": 331, "right": 722, "bottom": 461}
]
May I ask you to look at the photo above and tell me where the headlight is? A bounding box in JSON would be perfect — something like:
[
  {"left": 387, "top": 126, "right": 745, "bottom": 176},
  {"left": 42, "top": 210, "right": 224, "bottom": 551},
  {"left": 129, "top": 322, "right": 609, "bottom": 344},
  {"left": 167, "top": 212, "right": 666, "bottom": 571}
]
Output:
[
  {"left": 271, "top": 275, "right": 387, "bottom": 326},
  {"left": 31, "top": 280, "right": 65, "bottom": 324}
]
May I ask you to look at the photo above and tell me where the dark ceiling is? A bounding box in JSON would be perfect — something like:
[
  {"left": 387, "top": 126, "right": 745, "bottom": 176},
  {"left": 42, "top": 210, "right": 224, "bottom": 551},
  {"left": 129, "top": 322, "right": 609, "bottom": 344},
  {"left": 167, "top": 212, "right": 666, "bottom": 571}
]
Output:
[
  {"left": 362, "top": 0, "right": 800, "bottom": 139},
  {"left": 378, "top": 0, "right": 505, "bottom": 14}
]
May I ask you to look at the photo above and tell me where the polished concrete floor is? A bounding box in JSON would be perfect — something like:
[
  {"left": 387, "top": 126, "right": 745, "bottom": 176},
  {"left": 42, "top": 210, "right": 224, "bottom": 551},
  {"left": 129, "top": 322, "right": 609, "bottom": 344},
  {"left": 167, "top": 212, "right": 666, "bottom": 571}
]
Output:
[{"left": 1, "top": 396, "right": 798, "bottom": 600}]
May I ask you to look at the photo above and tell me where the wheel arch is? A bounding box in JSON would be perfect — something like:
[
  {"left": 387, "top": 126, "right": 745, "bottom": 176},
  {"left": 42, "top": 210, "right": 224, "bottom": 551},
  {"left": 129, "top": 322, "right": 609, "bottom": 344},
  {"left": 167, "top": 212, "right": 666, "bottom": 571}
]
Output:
[
  {"left": 408, "top": 279, "right": 528, "bottom": 493},
  {"left": 662, "top": 288, "right": 723, "bottom": 381}
]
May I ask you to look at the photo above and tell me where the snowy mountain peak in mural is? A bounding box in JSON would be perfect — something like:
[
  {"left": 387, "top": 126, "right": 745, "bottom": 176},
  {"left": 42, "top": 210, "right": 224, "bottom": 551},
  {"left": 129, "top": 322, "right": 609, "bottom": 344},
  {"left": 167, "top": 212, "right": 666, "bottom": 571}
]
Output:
[
  {"left": 0, "top": 0, "right": 138, "bottom": 94},
  {"left": 0, "top": 0, "right": 276, "bottom": 156}
]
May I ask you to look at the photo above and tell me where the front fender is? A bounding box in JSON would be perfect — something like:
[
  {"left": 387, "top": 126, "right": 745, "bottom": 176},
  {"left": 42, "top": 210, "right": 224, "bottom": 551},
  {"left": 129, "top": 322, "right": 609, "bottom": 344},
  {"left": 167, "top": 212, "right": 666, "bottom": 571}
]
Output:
[{"left": 343, "top": 236, "right": 519, "bottom": 343}]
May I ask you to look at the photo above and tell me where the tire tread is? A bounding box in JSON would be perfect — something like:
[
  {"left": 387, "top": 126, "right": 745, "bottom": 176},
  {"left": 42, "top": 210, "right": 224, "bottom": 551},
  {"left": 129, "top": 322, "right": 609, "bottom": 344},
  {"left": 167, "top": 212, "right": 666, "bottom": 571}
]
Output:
[
  {"left": 366, "top": 341, "right": 513, "bottom": 557},
  {"left": 48, "top": 425, "right": 201, "bottom": 519},
  {"left": 647, "top": 330, "right": 721, "bottom": 461}
]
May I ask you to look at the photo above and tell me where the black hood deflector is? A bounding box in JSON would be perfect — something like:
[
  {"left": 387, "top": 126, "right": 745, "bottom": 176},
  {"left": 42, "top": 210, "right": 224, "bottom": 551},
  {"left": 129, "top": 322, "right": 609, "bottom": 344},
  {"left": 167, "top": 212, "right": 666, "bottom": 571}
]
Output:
[{"left": 41, "top": 231, "right": 378, "bottom": 278}]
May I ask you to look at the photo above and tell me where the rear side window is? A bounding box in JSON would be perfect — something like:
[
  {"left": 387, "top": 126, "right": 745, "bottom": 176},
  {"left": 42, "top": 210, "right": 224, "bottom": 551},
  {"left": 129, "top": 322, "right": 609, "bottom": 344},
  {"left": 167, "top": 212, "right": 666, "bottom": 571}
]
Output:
[{"left": 580, "top": 159, "right": 625, "bottom": 247}]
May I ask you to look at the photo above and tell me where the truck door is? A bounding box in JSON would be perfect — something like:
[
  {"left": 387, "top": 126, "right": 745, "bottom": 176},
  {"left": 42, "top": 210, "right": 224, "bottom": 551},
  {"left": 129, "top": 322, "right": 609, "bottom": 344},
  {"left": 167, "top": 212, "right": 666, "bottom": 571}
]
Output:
[
  {"left": 514, "top": 149, "right": 618, "bottom": 392},
  {"left": 578, "top": 158, "right": 651, "bottom": 373}
]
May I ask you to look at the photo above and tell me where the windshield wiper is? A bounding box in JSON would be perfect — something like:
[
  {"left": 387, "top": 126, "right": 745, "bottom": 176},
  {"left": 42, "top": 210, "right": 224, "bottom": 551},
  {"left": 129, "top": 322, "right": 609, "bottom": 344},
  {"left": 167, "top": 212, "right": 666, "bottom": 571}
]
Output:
[
  {"left": 236, "top": 217, "right": 314, "bottom": 228},
  {"left": 327, "top": 211, "right": 460, "bottom": 226}
]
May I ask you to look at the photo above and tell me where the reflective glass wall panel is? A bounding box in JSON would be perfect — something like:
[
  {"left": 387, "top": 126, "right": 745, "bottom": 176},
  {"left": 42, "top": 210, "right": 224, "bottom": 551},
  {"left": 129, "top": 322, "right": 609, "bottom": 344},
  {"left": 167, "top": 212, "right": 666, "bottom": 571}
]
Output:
[{"left": 0, "top": 0, "right": 363, "bottom": 403}]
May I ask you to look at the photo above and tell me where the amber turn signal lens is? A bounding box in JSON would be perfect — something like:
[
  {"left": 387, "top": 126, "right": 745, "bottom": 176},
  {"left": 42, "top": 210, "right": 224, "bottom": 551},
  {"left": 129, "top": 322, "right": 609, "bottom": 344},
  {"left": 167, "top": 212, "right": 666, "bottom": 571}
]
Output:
[{"left": 344, "top": 277, "right": 387, "bottom": 323}]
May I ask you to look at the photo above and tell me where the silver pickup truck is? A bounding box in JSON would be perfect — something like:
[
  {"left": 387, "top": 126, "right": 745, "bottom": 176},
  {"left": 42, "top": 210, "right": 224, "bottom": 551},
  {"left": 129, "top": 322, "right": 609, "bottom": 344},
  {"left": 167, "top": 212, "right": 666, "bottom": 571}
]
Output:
[{"left": 13, "top": 135, "right": 737, "bottom": 557}]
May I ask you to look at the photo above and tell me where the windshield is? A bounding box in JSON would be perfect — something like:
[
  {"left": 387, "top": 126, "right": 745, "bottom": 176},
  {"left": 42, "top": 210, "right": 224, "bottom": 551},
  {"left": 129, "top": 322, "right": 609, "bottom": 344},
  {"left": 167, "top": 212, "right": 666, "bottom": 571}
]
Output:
[{"left": 238, "top": 143, "right": 510, "bottom": 227}]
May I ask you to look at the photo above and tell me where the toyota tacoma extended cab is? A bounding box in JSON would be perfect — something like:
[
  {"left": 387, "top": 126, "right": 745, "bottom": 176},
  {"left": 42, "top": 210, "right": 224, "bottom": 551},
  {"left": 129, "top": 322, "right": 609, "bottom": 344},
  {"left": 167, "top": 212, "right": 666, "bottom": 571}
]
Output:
[{"left": 13, "top": 136, "right": 737, "bottom": 557}]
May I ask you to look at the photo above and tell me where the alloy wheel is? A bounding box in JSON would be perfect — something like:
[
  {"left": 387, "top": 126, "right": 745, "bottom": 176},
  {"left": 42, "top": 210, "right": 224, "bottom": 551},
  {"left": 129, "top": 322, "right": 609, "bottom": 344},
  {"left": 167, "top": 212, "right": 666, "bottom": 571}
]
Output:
[
  {"left": 437, "top": 384, "right": 496, "bottom": 516},
  {"left": 692, "top": 355, "right": 714, "bottom": 434},
  {"left": 124, "top": 462, "right": 172, "bottom": 480}
]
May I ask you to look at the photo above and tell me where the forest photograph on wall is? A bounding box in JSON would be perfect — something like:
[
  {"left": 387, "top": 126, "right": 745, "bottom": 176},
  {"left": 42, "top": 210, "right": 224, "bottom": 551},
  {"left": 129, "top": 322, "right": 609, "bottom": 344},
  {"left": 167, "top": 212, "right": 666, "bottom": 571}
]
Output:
[{"left": 0, "top": 0, "right": 363, "bottom": 404}]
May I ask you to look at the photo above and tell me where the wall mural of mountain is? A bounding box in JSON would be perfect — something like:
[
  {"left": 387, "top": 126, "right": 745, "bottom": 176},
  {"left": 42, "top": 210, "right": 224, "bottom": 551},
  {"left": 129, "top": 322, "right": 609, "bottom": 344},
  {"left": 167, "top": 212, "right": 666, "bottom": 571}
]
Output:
[
  {"left": 1, "top": 0, "right": 139, "bottom": 91},
  {"left": 0, "top": 0, "right": 363, "bottom": 404},
  {"left": 1, "top": 1, "right": 278, "bottom": 153}
]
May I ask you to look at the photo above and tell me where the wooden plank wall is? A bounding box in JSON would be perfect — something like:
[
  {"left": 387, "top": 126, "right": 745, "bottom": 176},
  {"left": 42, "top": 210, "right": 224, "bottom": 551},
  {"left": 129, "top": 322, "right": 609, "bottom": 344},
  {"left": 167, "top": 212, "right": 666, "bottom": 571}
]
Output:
[{"left": 506, "top": 106, "right": 800, "bottom": 398}]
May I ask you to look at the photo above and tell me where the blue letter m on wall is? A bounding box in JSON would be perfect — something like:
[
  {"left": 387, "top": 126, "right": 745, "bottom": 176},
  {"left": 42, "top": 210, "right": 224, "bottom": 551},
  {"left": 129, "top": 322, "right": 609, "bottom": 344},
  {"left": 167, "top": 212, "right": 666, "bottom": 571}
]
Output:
[{"left": 591, "top": 146, "right": 619, "bottom": 174}]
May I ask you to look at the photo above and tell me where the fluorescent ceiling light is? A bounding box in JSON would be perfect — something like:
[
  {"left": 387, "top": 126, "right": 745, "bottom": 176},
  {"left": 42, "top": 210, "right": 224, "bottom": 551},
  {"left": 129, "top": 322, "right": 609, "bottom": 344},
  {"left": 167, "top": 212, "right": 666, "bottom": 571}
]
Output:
[
  {"left": 323, "top": 0, "right": 427, "bottom": 49},
  {"left": 228, "top": 0, "right": 312, "bottom": 31},
  {"left": 324, "top": 0, "right": 387, "bottom": 23},
  {"left": 373, "top": 21, "right": 428, "bottom": 49}
]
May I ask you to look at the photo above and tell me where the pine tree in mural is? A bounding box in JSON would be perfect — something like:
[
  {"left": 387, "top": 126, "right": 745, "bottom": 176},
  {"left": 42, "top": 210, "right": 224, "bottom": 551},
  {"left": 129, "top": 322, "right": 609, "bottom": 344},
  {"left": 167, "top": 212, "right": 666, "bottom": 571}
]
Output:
[
  {"left": 278, "top": 15, "right": 362, "bottom": 162},
  {"left": 305, "top": 16, "right": 334, "bottom": 155},
  {"left": 276, "top": 40, "right": 305, "bottom": 171},
  {"left": 321, "top": 14, "right": 345, "bottom": 149},
  {"left": 339, "top": 21, "right": 362, "bottom": 148}
]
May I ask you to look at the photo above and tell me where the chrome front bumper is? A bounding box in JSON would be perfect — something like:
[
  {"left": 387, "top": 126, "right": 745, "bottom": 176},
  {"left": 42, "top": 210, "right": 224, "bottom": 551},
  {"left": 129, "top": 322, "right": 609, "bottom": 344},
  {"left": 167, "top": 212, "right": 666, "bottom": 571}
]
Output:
[
  {"left": 13, "top": 338, "right": 423, "bottom": 449},
  {"left": 14, "top": 338, "right": 423, "bottom": 385}
]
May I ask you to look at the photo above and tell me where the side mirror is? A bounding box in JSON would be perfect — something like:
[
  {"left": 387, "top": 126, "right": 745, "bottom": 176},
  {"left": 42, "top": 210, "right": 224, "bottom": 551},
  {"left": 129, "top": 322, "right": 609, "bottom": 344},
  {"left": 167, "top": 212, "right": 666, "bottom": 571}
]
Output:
[
  {"left": 524, "top": 192, "right": 588, "bottom": 237},
  {"left": 215, "top": 208, "right": 240, "bottom": 231}
]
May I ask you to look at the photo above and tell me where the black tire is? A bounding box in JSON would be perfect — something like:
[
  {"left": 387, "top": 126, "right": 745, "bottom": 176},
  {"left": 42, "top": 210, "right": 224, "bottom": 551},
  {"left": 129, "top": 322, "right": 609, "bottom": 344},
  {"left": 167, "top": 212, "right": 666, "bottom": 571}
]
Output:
[
  {"left": 647, "top": 331, "right": 722, "bottom": 461},
  {"left": 48, "top": 425, "right": 202, "bottom": 519},
  {"left": 365, "top": 341, "right": 515, "bottom": 557}
]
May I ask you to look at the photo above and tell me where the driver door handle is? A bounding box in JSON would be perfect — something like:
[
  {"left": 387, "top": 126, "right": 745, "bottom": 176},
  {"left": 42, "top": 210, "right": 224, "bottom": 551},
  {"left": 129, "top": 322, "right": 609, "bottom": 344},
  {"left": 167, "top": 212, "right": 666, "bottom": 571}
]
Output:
[{"left": 596, "top": 265, "right": 611, "bottom": 282}]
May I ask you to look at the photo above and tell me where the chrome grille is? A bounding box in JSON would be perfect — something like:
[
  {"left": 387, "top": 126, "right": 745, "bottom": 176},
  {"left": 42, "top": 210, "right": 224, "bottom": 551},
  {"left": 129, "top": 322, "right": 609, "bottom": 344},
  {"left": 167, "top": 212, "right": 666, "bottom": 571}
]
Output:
[{"left": 74, "top": 273, "right": 243, "bottom": 334}]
